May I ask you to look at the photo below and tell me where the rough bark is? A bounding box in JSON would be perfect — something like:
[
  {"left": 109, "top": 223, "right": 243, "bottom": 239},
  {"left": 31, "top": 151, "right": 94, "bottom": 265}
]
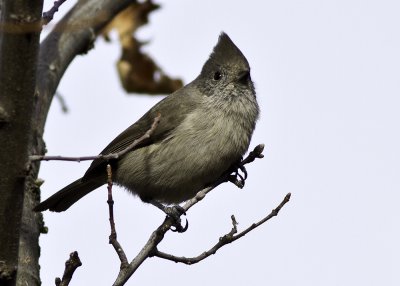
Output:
[{"left": 0, "top": 1, "right": 44, "bottom": 285}]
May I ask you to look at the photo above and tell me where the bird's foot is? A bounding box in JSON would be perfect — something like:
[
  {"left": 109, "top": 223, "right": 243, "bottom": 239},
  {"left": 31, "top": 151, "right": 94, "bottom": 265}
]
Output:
[
  {"left": 163, "top": 205, "right": 188, "bottom": 233},
  {"left": 150, "top": 201, "right": 188, "bottom": 233},
  {"left": 227, "top": 160, "right": 248, "bottom": 188}
]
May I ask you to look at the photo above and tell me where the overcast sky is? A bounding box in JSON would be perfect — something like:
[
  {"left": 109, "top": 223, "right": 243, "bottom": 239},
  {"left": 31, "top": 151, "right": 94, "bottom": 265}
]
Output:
[{"left": 39, "top": 1, "right": 400, "bottom": 285}]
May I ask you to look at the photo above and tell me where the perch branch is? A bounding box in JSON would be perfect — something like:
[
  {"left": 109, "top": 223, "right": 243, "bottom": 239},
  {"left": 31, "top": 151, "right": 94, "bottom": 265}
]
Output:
[
  {"left": 29, "top": 114, "right": 161, "bottom": 162},
  {"left": 111, "top": 144, "right": 267, "bottom": 286},
  {"left": 152, "top": 193, "right": 291, "bottom": 264},
  {"left": 55, "top": 251, "right": 82, "bottom": 286}
]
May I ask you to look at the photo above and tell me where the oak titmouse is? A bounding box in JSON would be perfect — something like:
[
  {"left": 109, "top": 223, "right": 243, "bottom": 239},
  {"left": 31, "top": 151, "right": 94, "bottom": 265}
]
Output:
[{"left": 34, "top": 32, "right": 259, "bottom": 213}]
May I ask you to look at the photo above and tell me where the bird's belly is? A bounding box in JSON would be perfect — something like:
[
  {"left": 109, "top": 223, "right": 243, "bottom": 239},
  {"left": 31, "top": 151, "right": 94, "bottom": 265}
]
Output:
[{"left": 115, "top": 135, "right": 242, "bottom": 204}]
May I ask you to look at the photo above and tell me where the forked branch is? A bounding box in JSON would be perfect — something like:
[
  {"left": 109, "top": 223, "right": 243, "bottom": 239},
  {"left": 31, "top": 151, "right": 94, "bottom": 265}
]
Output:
[
  {"left": 152, "top": 193, "right": 291, "bottom": 264},
  {"left": 109, "top": 144, "right": 290, "bottom": 286},
  {"left": 38, "top": 114, "right": 288, "bottom": 286}
]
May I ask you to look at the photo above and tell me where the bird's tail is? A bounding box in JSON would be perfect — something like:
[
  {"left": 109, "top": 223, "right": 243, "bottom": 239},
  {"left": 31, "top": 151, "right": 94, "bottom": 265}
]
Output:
[{"left": 33, "top": 177, "right": 104, "bottom": 212}]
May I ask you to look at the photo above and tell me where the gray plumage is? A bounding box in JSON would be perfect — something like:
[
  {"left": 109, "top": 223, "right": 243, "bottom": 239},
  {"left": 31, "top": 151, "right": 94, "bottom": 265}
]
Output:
[{"left": 34, "top": 32, "right": 259, "bottom": 212}]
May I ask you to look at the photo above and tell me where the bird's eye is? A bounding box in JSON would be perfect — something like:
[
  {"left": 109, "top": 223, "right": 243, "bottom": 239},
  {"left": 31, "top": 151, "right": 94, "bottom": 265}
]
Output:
[{"left": 213, "top": 71, "right": 222, "bottom": 81}]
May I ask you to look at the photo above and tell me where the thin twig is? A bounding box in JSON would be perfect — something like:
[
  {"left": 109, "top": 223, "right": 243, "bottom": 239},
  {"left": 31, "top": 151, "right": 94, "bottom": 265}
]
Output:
[
  {"left": 29, "top": 114, "right": 161, "bottom": 162},
  {"left": 107, "top": 165, "right": 129, "bottom": 269},
  {"left": 55, "top": 91, "right": 69, "bottom": 113},
  {"left": 107, "top": 165, "right": 116, "bottom": 237},
  {"left": 30, "top": 155, "right": 102, "bottom": 162},
  {"left": 152, "top": 193, "right": 291, "bottom": 264},
  {"left": 231, "top": 192, "right": 291, "bottom": 240},
  {"left": 241, "top": 143, "right": 265, "bottom": 165},
  {"left": 113, "top": 113, "right": 161, "bottom": 159},
  {"left": 42, "top": 0, "right": 68, "bottom": 25},
  {"left": 55, "top": 251, "right": 82, "bottom": 286}
]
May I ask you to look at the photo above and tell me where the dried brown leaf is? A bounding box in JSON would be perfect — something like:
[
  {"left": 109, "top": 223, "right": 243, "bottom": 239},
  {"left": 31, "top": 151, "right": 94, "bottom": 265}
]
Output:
[{"left": 102, "top": 0, "right": 183, "bottom": 95}]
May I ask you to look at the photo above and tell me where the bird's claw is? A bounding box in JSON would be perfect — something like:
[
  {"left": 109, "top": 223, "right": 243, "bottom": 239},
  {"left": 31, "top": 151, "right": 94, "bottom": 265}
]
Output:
[
  {"left": 228, "top": 160, "right": 248, "bottom": 188},
  {"left": 164, "top": 205, "right": 188, "bottom": 233},
  {"left": 170, "top": 217, "right": 189, "bottom": 233},
  {"left": 238, "top": 163, "right": 248, "bottom": 180}
]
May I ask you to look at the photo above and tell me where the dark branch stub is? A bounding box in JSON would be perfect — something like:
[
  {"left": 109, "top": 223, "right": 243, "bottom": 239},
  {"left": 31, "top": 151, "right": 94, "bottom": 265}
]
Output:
[
  {"left": 42, "top": 0, "right": 68, "bottom": 25},
  {"left": 55, "top": 251, "right": 82, "bottom": 286}
]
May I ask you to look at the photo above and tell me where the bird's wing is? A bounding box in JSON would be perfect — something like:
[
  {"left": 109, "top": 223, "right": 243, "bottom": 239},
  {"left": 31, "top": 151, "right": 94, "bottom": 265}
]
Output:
[{"left": 83, "top": 88, "right": 199, "bottom": 179}]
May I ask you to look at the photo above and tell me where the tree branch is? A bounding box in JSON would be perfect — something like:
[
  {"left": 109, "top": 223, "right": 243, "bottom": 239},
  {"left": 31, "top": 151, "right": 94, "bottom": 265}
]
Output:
[
  {"left": 29, "top": 113, "right": 161, "bottom": 162},
  {"left": 152, "top": 193, "right": 291, "bottom": 264},
  {"left": 110, "top": 144, "right": 270, "bottom": 286},
  {"left": 55, "top": 251, "right": 82, "bottom": 286}
]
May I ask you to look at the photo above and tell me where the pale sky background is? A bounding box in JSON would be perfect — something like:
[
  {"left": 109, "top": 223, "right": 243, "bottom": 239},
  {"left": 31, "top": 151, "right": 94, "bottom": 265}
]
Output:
[{"left": 38, "top": 1, "right": 400, "bottom": 285}]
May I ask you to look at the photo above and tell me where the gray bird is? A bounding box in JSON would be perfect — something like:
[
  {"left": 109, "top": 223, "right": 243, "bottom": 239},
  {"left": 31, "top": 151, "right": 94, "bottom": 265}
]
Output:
[{"left": 34, "top": 32, "right": 259, "bottom": 218}]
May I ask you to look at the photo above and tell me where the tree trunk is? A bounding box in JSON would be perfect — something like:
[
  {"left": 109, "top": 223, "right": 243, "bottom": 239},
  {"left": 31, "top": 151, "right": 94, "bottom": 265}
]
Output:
[{"left": 0, "top": 1, "right": 44, "bottom": 285}]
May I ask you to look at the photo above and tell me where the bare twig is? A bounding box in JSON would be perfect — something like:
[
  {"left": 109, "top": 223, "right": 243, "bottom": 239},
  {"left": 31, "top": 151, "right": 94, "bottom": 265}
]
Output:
[
  {"left": 29, "top": 114, "right": 161, "bottom": 162},
  {"left": 55, "top": 251, "right": 82, "bottom": 286},
  {"left": 42, "top": 0, "right": 68, "bottom": 25},
  {"left": 29, "top": 155, "right": 107, "bottom": 162},
  {"left": 230, "top": 192, "right": 291, "bottom": 240},
  {"left": 152, "top": 193, "right": 291, "bottom": 264},
  {"left": 107, "top": 164, "right": 117, "bottom": 240},
  {"left": 107, "top": 164, "right": 129, "bottom": 269},
  {"left": 114, "top": 113, "right": 161, "bottom": 159},
  {"left": 55, "top": 91, "right": 69, "bottom": 113},
  {"left": 241, "top": 143, "right": 265, "bottom": 164},
  {"left": 107, "top": 165, "right": 116, "bottom": 237}
]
